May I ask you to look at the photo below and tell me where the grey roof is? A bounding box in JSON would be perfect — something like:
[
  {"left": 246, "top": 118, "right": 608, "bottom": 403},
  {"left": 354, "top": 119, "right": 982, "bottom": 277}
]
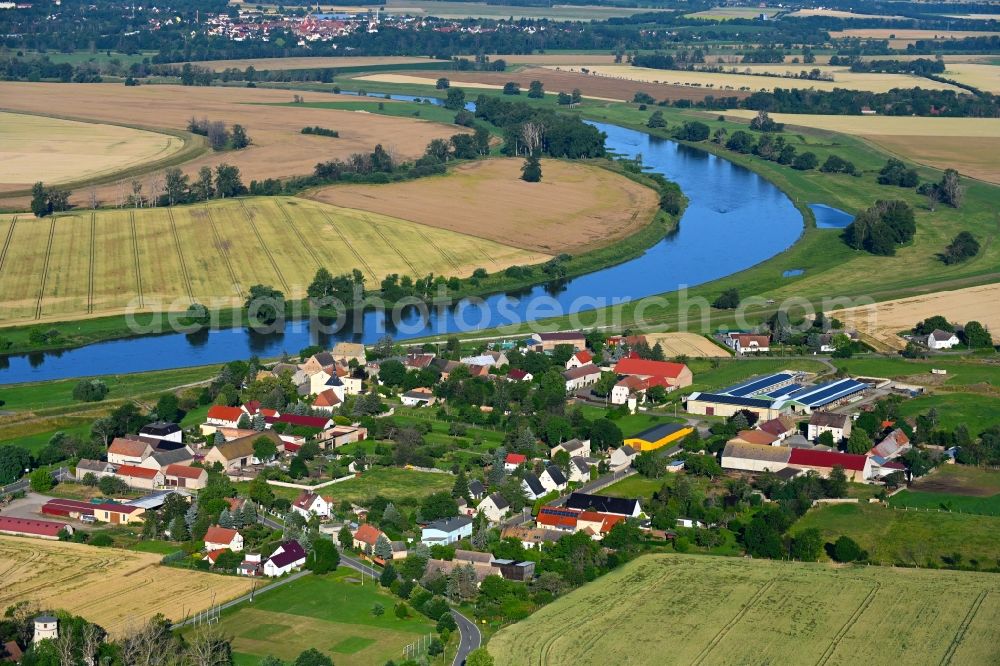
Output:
[
  {"left": 808, "top": 411, "right": 850, "bottom": 428},
  {"left": 620, "top": 444, "right": 636, "bottom": 456},
  {"left": 785, "top": 434, "right": 812, "bottom": 448},
  {"left": 487, "top": 492, "right": 510, "bottom": 509},
  {"left": 570, "top": 456, "right": 591, "bottom": 473},
  {"left": 631, "top": 423, "right": 688, "bottom": 443},
  {"left": 77, "top": 458, "right": 113, "bottom": 472},
  {"left": 559, "top": 438, "right": 586, "bottom": 454},
  {"left": 151, "top": 448, "right": 193, "bottom": 466},
  {"left": 140, "top": 421, "right": 180, "bottom": 436},
  {"left": 312, "top": 352, "right": 335, "bottom": 367},
  {"left": 562, "top": 364, "right": 600, "bottom": 380},
  {"left": 930, "top": 329, "right": 955, "bottom": 341},
  {"left": 545, "top": 465, "right": 567, "bottom": 486},
  {"left": 424, "top": 515, "right": 473, "bottom": 534},
  {"left": 522, "top": 474, "right": 545, "bottom": 496},
  {"left": 468, "top": 479, "right": 486, "bottom": 497}
]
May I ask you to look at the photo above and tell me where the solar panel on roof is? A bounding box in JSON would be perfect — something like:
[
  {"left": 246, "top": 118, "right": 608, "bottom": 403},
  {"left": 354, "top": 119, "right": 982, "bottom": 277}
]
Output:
[
  {"left": 541, "top": 507, "right": 579, "bottom": 518},
  {"left": 691, "top": 393, "right": 775, "bottom": 408},
  {"left": 784, "top": 379, "right": 866, "bottom": 407},
  {"left": 721, "top": 373, "right": 795, "bottom": 397},
  {"left": 764, "top": 383, "right": 802, "bottom": 398}
]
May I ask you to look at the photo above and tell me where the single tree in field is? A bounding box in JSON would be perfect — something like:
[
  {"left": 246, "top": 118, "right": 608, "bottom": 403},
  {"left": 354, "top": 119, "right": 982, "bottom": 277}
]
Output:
[
  {"left": 521, "top": 154, "right": 542, "bottom": 182},
  {"left": 527, "top": 79, "right": 544, "bottom": 98}
]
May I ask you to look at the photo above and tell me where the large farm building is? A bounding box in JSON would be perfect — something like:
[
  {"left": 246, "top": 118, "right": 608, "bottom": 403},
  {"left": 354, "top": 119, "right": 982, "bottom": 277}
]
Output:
[{"left": 686, "top": 372, "right": 870, "bottom": 419}]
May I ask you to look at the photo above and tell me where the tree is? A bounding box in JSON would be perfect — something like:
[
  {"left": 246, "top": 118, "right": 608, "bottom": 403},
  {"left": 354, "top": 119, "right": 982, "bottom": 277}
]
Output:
[
  {"left": 31, "top": 182, "right": 50, "bottom": 217},
  {"left": 310, "top": 538, "right": 340, "bottom": 573},
  {"left": 155, "top": 393, "right": 180, "bottom": 422},
  {"left": 73, "top": 379, "right": 109, "bottom": 402},
  {"left": 192, "top": 166, "right": 215, "bottom": 200},
  {"left": 452, "top": 469, "right": 469, "bottom": 499},
  {"left": 940, "top": 231, "right": 980, "bottom": 265},
  {"left": 338, "top": 525, "right": 353, "bottom": 550},
  {"left": 436, "top": 77, "right": 450, "bottom": 89},
  {"left": 0, "top": 445, "right": 31, "bottom": 485},
  {"left": 421, "top": 492, "right": 458, "bottom": 521},
  {"left": 527, "top": 80, "right": 544, "bottom": 98},
  {"left": 790, "top": 528, "right": 823, "bottom": 561},
  {"left": 29, "top": 468, "right": 53, "bottom": 492},
  {"left": 164, "top": 167, "right": 189, "bottom": 205},
  {"left": 231, "top": 124, "right": 251, "bottom": 149},
  {"left": 214, "top": 163, "right": 245, "bottom": 198},
  {"left": 792, "top": 152, "right": 818, "bottom": 170},
  {"left": 380, "top": 562, "right": 397, "bottom": 587},
  {"left": 846, "top": 428, "right": 872, "bottom": 455},
  {"left": 444, "top": 86, "right": 466, "bottom": 111},
  {"left": 831, "top": 535, "right": 866, "bottom": 562},
  {"left": 466, "top": 648, "right": 495, "bottom": 666},
  {"left": 247, "top": 475, "right": 275, "bottom": 508},
  {"left": 938, "top": 168, "right": 964, "bottom": 208},
  {"left": 253, "top": 436, "right": 278, "bottom": 462},
  {"left": 245, "top": 284, "right": 285, "bottom": 324},
  {"left": 961, "top": 320, "right": 993, "bottom": 348},
  {"left": 521, "top": 154, "right": 542, "bottom": 182},
  {"left": 674, "top": 121, "right": 710, "bottom": 141},
  {"left": 502, "top": 82, "right": 520, "bottom": 95},
  {"left": 712, "top": 288, "right": 740, "bottom": 309},
  {"left": 293, "top": 648, "right": 333, "bottom": 666}
]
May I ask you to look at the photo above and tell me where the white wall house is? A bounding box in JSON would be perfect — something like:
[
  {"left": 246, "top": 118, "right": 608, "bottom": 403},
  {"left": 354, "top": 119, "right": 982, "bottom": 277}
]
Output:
[{"left": 927, "top": 329, "right": 960, "bottom": 350}]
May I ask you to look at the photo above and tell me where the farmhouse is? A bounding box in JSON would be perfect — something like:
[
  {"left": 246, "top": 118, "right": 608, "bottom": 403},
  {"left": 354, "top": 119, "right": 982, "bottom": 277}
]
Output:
[
  {"left": 529, "top": 331, "right": 586, "bottom": 352},
  {"left": 563, "top": 364, "right": 602, "bottom": 392},
  {"left": 477, "top": 493, "right": 511, "bottom": 523},
  {"left": 613, "top": 357, "right": 693, "bottom": 389},
  {"left": 421, "top": 516, "right": 473, "bottom": 545},
  {"left": 401, "top": 388, "right": 437, "bottom": 407},
  {"left": 926, "top": 329, "right": 960, "bottom": 350},
  {"left": 507, "top": 368, "right": 533, "bottom": 382},
  {"left": 787, "top": 448, "right": 872, "bottom": 482},
  {"left": 425, "top": 558, "right": 495, "bottom": 584},
  {"left": 75, "top": 459, "right": 116, "bottom": 482},
  {"left": 0, "top": 516, "right": 71, "bottom": 540},
  {"left": 352, "top": 523, "right": 385, "bottom": 554},
  {"left": 164, "top": 464, "right": 207, "bottom": 489},
  {"left": 807, "top": 412, "right": 852, "bottom": 442},
  {"left": 263, "top": 541, "right": 307, "bottom": 577},
  {"left": 316, "top": 424, "right": 367, "bottom": 449},
  {"left": 870, "top": 428, "right": 911, "bottom": 460},
  {"left": 204, "top": 526, "right": 244, "bottom": 552},
  {"left": 291, "top": 491, "right": 333, "bottom": 519},
  {"left": 685, "top": 392, "right": 783, "bottom": 420},
  {"left": 726, "top": 333, "right": 771, "bottom": 354},
  {"left": 204, "top": 431, "right": 282, "bottom": 472},
  {"left": 568, "top": 456, "right": 597, "bottom": 483},
  {"left": 311, "top": 388, "right": 342, "bottom": 412},
  {"left": 138, "top": 421, "right": 182, "bottom": 443},
  {"left": 537, "top": 506, "right": 580, "bottom": 532},
  {"left": 137, "top": 447, "right": 195, "bottom": 472},
  {"left": 504, "top": 452, "right": 527, "bottom": 471},
  {"left": 565, "top": 350, "right": 593, "bottom": 369},
  {"left": 565, "top": 492, "right": 642, "bottom": 518},
  {"left": 203, "top": 405, "right": 245, "bottom": 433},
  {"left": 758, "top": 415, "right": 797, "bottom": 441},
  {"left": 609, "top": 445, "right": 638, "bottom": 472},
  {"left": 721, "top": 441, "right": 791, "bottom": 473},
  {"left": 728, "top": 430, "right": 779, "bottom": 447},
  {"left": 521, "top": 473, "right": 547, "bottom": 501},
  {"left": 624, "top": 423, "right": 694, "bottom": 452},
  {"left": 331, "top": 341, "right": 367, "bottom": 365},
  {"left": 107, "top": 438, "right": 153, "bottom": 465},
  {"left": 536, "top": 506, "right": 624, "bottom": 539},
  {"left": 115, "top": 464, "right": 164, "bottom": 490}
]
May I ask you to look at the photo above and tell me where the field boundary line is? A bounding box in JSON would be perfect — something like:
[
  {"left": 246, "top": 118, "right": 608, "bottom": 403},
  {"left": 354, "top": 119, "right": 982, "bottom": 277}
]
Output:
[
  {"left": 167, "top": 208, "right": 195, "bottom": 304},
  {"left": 87, "top": 213, "right": 96, "bottom": 313},
  {"left": 479, "top": 247, "right": 501, "bottom": 269},
  {"left": 34, "top": 217, "right": 57, "bottom": 320},
  {"left": 692, "top": 579, "right": 775, "bottom": 666},
  {"left": 940, "top": 590, "right": 988, "bottom": 665},
  {"left": 130, "top": 211, "right": 144, "bottom": 309},
  {"left": 317, "top": 209, "right": 377, "bottom": 280},
  {"left": 365, "top": 215, "right": 420, "bottom": 275},
  {"left": 0, "top": 215, "right": 16, "bottom": 277},
  {"left": 205, "top": 208, "right": 243, "bottom": 300},
  {"left": 816, "top": 582, "right": 880, "bottom": 666},
  {"left": 239, "top": 200, "right": 290, "bottom": 292},
  {"left": 275, "top": 200, "right": 324, "bottom": 271}
]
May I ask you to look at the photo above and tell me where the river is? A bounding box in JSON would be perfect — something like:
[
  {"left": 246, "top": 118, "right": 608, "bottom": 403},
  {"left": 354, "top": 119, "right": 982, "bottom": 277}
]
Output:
[{"left": 0, "top": 118, "right": 806, "bottom": 383}]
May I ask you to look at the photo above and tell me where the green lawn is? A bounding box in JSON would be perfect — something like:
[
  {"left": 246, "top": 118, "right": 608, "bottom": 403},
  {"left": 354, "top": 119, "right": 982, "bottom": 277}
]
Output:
[
  {"left": 831, "top": 356, "right": 1000, "bottom": 387},
  {"left": 896, "top": 392, "right": 1000, "bottom": 434},
  {"left": 215, "top": 568, "right": 435, "bottom": 666},
  {"left": 684, "top": 357, "right": 831, "bottom": 394},
  {"left": 237, "top": 467, "right": 455, "bottom": 505},
  {"left": 791, "top": 502, "right": 1000, "bottom": 569},
  {"left": 129, "top": 539, "right": 185, "bottom": 555},
  {"left": 575, "top": 404, "right": 687, "bottom": 436},
  {"left": 887, "top": 465, "right": 1000, "bottom": 517},
  {"left": 889, "top": 489, "right": 1000, "bottom": 517},
  {"left": 600, "top": 474, "right": 668, "bottom": 499},
  {"left": 262, "top": 98, "right": 461, "bottom": 126}
]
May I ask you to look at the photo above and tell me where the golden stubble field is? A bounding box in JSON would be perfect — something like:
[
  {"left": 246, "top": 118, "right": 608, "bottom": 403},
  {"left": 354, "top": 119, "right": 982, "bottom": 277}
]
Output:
[
  {"left": 0, "top": 197, "right": 548, "bottom": 323},
  {"left": 308, "top": 158, "right": 661, "bottom": 254},
  {"left": 490, "top": 554, "right": 1000, "bottom": 666},
  {"left": 829, "top": 283, "right": 1000, "bottom": 351},
  {"left": 189, "top": 55, "right": 446, "bottom": 72},
  {"left": 643, "top": 332, "right": 731, "bottom": 358},
  {"left": 829, "top": 28, "right": 1000, "bottom": 48},
  {"left": 0, "top": 535, "right": 253, "bottom": 636},
  {"left": 0, "top": 112, "right": 184, "bottom": 191},
  {"left": 0, "top": 82, "right": 464, "bottom": 209}
]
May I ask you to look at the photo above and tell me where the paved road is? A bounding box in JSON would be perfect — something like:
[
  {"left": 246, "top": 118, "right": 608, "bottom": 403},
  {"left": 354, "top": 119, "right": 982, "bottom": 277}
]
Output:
[{"left": 1, "top": 466, "right": 71, "bottom": 495}]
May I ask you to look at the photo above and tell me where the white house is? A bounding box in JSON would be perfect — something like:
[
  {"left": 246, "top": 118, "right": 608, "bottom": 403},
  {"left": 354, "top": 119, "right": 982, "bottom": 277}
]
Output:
[
  {"left": 204, "top": 526, "right": 244, "bottom": 552},
  {"left": 291, "top": 491, "right": 332, "bottom": 519},
  {"left": 568, "top": 456, "right": 596, "bottom": 483},
  {"left": 564, "top": 350, "right": 594, "bottom": 369},
  {"left": 521, "top": 474, "right": 547, "bottom": 501},
  {"left": 927, "top": 329, "right": 960, "bottom": 350},
  {"left": 138, "top": 422, "right": 183, "bottom": 443},
  {"left": 550, "top": 438, "right": 590, "bottom": 458},
  {"left": 608, "top": 445, "right": 638, "bottom": 472},
  {"left": 562, "top": 364, "right": 602, "bottom": 392},
  {"left": 263, "top": 541, "right": 307, "bottom": 577},
  {"left": 461, "top": 351, "right": 508, "bottom": 368},
  {"left": 726, "top": 333, "right": 771, "bottom": 354},
  {"left": 401, "top": 388, "right": 436, "bottom": 407},
  {"left": 807, "top": 412, "right": 852, "bottom": 442},
  {"left": 421, "top": 516, "right": 473, "bottom": 545},
  {"left": 476, "top": 493, "right": 511, "bottom": 523},
  {"left": 539, "top": 466, "right": 568, "bottom": 493}
]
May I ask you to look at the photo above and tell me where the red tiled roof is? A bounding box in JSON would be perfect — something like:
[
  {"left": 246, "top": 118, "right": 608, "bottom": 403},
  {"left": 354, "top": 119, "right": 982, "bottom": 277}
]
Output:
[
  {"left": 0, "top": 516, "right": 68, "bottom": 537},
  {"left": 507, "top": 369, "right": 530, "bottom": 380},
  {"left": 313, "top": 389, "right": 341, "bottom": 408},
  {"left": 573, "top": 350, "right": 593, "bottom": 364},
  {"left": 614, "top": 357, "right": 689, "bottom": 379},
  {"left": 732, "top": 334, "right": 770, "bottom": 347},
  {"left": 108, "top": 437, "right": 150, "bottom": 457},
  {"left": 505, "top": 453, "right": 527, "bottom": 465},
  {"left": 734, "top": 430, "right": 778, "bottom": 446},
  {"left": 205, "top": 548, "right": 227, "bottom": 563},
  {"left": 165, "top": 464, "right": 206, "bottom": 480},
  {"left": 284, "top": 441, "right": 302, "bottom": 453},
  {"left": 204, "top": 525, "right": 240, "bottom": 545},
  {"left": 354, "top": 523, "right": 383, "bottom": 546},
  {"left": 116, "top": 464, "right": 160, "bottom": 479},
  {"left": 208, "top": 405, "right": 244, "bottom": 422},
  {"left": 579, "top": 511, "right": 625, "bottom": 533},
  {"left": 788, "top": 448, "right": 868, "bottom": 472}
]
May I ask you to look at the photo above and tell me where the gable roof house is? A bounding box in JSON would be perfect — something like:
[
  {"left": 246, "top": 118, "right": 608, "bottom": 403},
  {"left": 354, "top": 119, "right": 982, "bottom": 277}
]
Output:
[
  {"left": 501, "top": 525, "right": 564, "bottom": 550},
  {"left": 331, "top": 341, "right": 367, "bottom": 365},
  {"left": 613, "top": 357, "right": 693, "bottom": 390},
  {"left": 115, "top": 464, "right": 164, "bottom": 490},
  {"left": 529, "top": 331, "right": 586, "bottom": 352},
  {"left": 927, "top": 329, "right": 960, "bottom": 350},
  {"left": 758, "top": 416, "right": 797, "bottom": 441},
  {"left": 138, "top": 421, "right": 183, "bottom": 443},
  {"left": 291, "top": 491, "right": 333, "bottom": 519},
  {"left": 726, "top": 333, "right": 771, "bottom": 354},
  {"left": 721, "top": 441, "right": 792, "bottom": 473},
  {"left": 807, "top": 411, "right": 852, "bottom": 442},
  {"left": 562, "top": 363, "right": 602, "bottom": 392},
  {"left": 477, "top": 493, "right": 511, "bottom": 523},
  {"left": 138, "top": 447, "right": 195, "bottom": 472},
  {"left": 565, "top": 350, "right": 593, "bottom": 369},
  {"left": 787, "top": 448, "right": 873, "bottom": 483},
  {"left": 521, "top": 473, "right": 547, "bottom": 501},
  {"left": 461, "top": 351, "right": 508, "bottom": 368},
  {"left": 870, "top": 428, "right": 911, "bottom": 460},
  {"left": 203, "top": 431, "right": 283, "bottom": 473},
  {"left": 300, "top": 351, "right": 336, "bottom": 376},
  {"left": 504, "top": 452, "right": 527, "bottom": 471},
  {"left": 564, "top": 492, "right": 642, "bottom": 517},
  {"left": 204, "top": 526, "right": 244, "bottom": 552},
  {"left": 550, "top": 438, "right": 590, "bottom": 458},
  {"left": 506, "top": 368, "right": 533, "bottom": 382},
  {"left": 568, "top": 456, "right": 596, "bottom": 483},
  {"left": 609, "top": 445, "right": 638, "bottom": 472},
  {"left": 203, "top": 405, "right": 245, "bottom": 434},
  {"left": 74, "top": 459, "right": 117, "bottom": 482},
  {"left": 352, "top": 523, "right": 385, "bottom": 554},
  {"left": 107, "top": 438, "right": 153, "bottom": 466},
  {"left": 401, "top": 388, "right": 437, "bottom": 407},
  {"left": 468, "top": 479, "right": 487, "bottom": 501},
  {"left": 729, "top": 429, "right": 780, "bottom": 447},
  {"left": 421, "top": 516, "right": 474, "bottom": 545},
  {"left": 164, "top": 464, "right": 208, "bottom": 490},
  {"left": 263, "top": 541, "right": 307, "bottom": 577},
  {"left": 539, "top": 466, "right": 568, "bottom": 493}
]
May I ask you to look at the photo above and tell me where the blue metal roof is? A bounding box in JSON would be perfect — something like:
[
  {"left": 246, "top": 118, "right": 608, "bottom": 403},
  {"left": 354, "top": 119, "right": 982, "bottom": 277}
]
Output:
[
  {"left": 763, "top": 383, "right": 803, "bottom": 399},
  {"left": 721, "top": 372, "right": 796, "bottom": 398},
  {"left": 780, "top": 378, "right": 867, "bottom": 408}
]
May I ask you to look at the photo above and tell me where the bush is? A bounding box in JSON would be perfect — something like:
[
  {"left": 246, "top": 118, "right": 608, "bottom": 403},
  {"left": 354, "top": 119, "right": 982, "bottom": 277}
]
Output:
[
  {"left": 301, "top": 126, "right": 339, "bottom": 138},
  {"left": 830, "top": 535, "right": 866, "bottom": 562},
  {"left": 90, "top": 533, "right": 114, "bottom": 547},
  {"left": 820, "top": 155, "right": 856, "bottom": 175},
  {"left": 792, "top": 152, "right": 818, "bottom": 170},
  {"left": 712, "top": 288, "right": 740, "bottom": 309},
  {"left": 72, "top": 379, "right": 109, "bottom": 402}
]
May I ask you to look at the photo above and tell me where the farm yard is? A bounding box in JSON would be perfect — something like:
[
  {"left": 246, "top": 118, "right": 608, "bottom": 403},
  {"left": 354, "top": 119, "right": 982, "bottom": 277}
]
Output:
[
  {"left": 0, "top": 112, "right": 185, "bottom": 193},
  {"left": 643, "top": 332, "right": 730, "bottom": 358},
  {"left": 489, "top": 554, "right": 1000, "bottom": 666},
  {"left": 828, "top": 283, "right": 1000, "bottom": 351},
  {"left": 0, "top": 83, "right": 463, "bottom": 210},
  {"left": 214, "top": 569, "right": 435, "bottom": 666},
  {"left": 0, "top": 535, "right": 253, "bottom": 636},
  {"left": 542, "top": 64, "right": 964, "bottom": 94},
  {"left": 308, "top": 158, "right": 660, "bottom": 254},
  {"left": 0, "top": 197, "right": 549, "bottom": 323}
]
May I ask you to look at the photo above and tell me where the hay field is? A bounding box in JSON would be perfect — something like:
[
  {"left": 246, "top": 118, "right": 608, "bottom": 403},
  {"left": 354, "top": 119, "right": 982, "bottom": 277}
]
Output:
[
  {"left": 490, "top": 554, "right": 1000, "bottom": 666},
  {"left": 0, "top": 535, "right": 253, "bottom": 636},
  {"left": 828, "top": 283, "right": 1000, "bottom": 351},
  {"left": 0, "top": 83, "right": 464, "bottom": 210},
  {"left": 189, "top": 56, "right": 446, "bottom": 72},
  {"left": 830, "top": 28, "right": 1000, "bottom": 47},
  {"left": 721, "top": 110, "right": 1000, "bottom": 182},
  {"left": 944, "top": 62, "right": 1000, "bottom": 93},
  {"left": 685, "top": 6, "right": 779, "bottom": 19},
  {"left": 643, "top": 332, "right": 730, "bottom": 358},
  {"left": 0, "top": 112, "right": 183, "bottom": 191},
  {"left": 308, "top": 159, "right": 660, "bottom": 254},
  {"left": 787, "top": 8, "right": 905, "bottom": 19},
  {"left": 353, "top": 73, "right": 503, "bottom": 90},
  {"left": 0, "top": 197, "right": 548, "bottom": 323},
  {"left": 543, "top": 64, "right": 962, "bottom": 93}
]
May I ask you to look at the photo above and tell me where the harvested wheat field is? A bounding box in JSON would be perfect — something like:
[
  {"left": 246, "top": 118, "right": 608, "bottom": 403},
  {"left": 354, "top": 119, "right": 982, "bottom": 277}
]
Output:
[
  {"left": 943, "top": 62, "right": 1000, "bottom": 93},
  {"left": 0, "top": 196, "right": 548, "bottom": 323},
  {"left": 0, "top": 82, "right": 464, "bottom": 210},
  {"left": 0, "top": 535, "right": 253, "bottom": 636},
  {"left": 686, "top": 7, "right": 780, "bottom": 19},
  {"left": 830, "top": 28, "right": 1000, "bottom": 47},
  {"left": 787, "top": 8, "right": 905, "bottom": 19},
  {"left": 548, "top": 64, "right": 963, "bottom": 93},
  {"left": 308, "top": 159, "right": 659, "bottom": 254},
  {"left": 356, "top": 67, "right": 747, "bottom": 102},
  {"left": 0, "top": 112, "right": 184, "bottom": 192},
  {"left": 643, "top": 332, "right": 730, "bottom": 358},
  {"left": 490, "top": 554, "right": 1000, "bottom": 666},
  {"left": 189, "top": 55, "right": 446, "bottom": 72},
  {"left": 829, "top": 283, "right": 1000, "bottom": 351}
]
